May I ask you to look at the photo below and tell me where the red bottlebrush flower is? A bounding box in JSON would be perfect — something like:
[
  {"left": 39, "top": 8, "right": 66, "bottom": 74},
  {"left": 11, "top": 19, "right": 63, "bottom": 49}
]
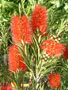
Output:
[
  {"left": 54, "top": 43, "right": 65, "bottom": 56},
  {"left": 8, "top": 45, "right": 19, "bottom": 72},
  {"left": 11, "top": 15, "right": 32, "bottom": 45},
  {"left": 21, "top": 15, "right": 32, "bottom": 44},
  {"left": 1, "top": 83, "right": 13, "bottom": 90},
  {"left": 41, "top": 40, "right": 65, "bottom": 56},
  {"left": 11, "top": 15, "right": 22, "bottom": 45},
  {"left": 32, "top": 5, "right": 47, "bottom": 33},
  {"left": 8, "top": 45, "right": 27, "bottom": 72},
  {"left": 48, "top": 73, "right": 61, "bottom": 89},
  {"left": 63, "top": 47, "right": 68, "bottom": 60}
]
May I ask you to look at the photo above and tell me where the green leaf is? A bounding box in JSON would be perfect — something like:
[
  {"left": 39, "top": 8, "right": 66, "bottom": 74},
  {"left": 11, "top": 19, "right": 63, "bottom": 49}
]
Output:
[
  {"left": 64, "top": 3, "right": 68, "bottom": 10},
  {"left": 50, "top": 0, "right": 60, "bottom": 7},
  {"left": 56, "top": 19, "right": 65, "bottom": 35}
]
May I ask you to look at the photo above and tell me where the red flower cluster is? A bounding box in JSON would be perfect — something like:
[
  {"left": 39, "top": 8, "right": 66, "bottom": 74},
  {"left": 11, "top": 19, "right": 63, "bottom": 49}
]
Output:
[
  {"left": 7, "top": 4, "right": 67, "bottom": 89},
  {"left": 9, "top": 5, "right": 48, "bottom": 72},
  {"left": 11, "top": 5, "right": 47, "bottom": 45},
  {"left": 48, "top": 73, "right": 61, "bottom": 89},
  {"left": 32, "top": 5, "right": 47, "bottom": 33},
  {"left": 1, "top": 83, "right": 13, "bottom": 90},
  {"left": 41, "top": 40, "right": 65, "bottom": 56},
  {"left": 8, "top": 45, "right": 27, "bottom": 72},
  {"left": 11, "top": 15, "right": 32, "bottom": 45},
  {"left": 63, "top": 47, "right": 68, "bottom": 60}
]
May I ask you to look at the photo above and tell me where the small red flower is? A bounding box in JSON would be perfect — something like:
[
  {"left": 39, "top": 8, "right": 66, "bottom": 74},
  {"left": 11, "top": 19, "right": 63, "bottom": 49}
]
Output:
[
  {"left": 21, "top": 15, "right": 32, "bottom": 44},
  {"left": 8, "top": 45, "right": 27, "bottom": 72},
  {"left": 48, "top": 73, "right": 61, "bottom": 89},
  {"left": 1, "top": 83, "right": 13, "bottom": 90},
  {"left": 32, "top": 5, "right": 47, "bottom": 33},
  {"left": 11, "top": 15, "right": 22, "bottom": 45},
  {"left": 41, "top": 40, "right": 65, "bottom": 56},
  {"left": 63, "top": 47, "right": 68, "bottom": 60}
]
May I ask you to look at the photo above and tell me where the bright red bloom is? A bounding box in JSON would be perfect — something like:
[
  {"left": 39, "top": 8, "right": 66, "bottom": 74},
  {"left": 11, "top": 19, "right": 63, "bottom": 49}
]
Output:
[
  {"left": 32, "top": 5, "right": 47, "bottom": 33},
  {"left": 1, "top": 83, "right": 13, "bottom": 90},
  {"left": 11, "top": 15, "right": 22, "bottom": 45},
  {"left": 11, "top": 15, "right": 32, "bottom": 45},
  {"left": 21, "top": 15, "right": 32, "bottom": 44},
  {"left": 48, "top": 73, "right": 61, "bottom": 89},
  {"left": 63, "top": 47, "right": 68, "bottom": 60},
  {"left": 54, "top": 43, "right": 65, "bottom": 56},
  {"left": 41, "top": 40, "right": 65, "bottom": 56},
  {"left": 8, "top": 45, "right": 27, "bottom": 72}
]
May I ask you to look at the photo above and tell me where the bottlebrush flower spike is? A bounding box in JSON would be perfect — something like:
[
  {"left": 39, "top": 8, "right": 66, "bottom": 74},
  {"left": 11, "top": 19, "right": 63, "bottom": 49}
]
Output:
[
  {"left": 41, "top": 40, "right": 65, "bottom": 57},
  {"left": 8, "top": 45, "right": 27, "bottom": 72},
  {"left": 63, "top": 47, "right": 68, "bottom": 60},
  {"left": 11, "top": 15, "right": 22, "bottom": 45},
  {"left": 32, "top": 5, "right": 47, "bottom": 33},
  {"left": 21, "top": 15, "right": 32, "bottom": 44},
  {"left": 48, "top": 73, "right": 61, "bottom": 89}
]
